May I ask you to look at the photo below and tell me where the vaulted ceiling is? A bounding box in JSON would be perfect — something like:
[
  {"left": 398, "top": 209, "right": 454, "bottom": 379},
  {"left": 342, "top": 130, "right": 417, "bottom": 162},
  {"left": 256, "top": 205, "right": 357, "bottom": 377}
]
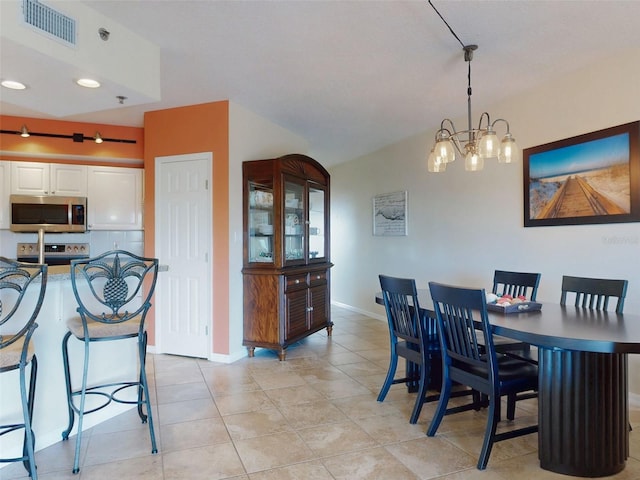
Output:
[{"left": 2, "top": 1, "right": 639, "bottom": 167}]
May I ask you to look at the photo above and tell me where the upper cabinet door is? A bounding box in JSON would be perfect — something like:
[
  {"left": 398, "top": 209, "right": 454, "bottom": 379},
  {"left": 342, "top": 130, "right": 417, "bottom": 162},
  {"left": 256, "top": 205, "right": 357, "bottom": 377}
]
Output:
[
  {"left": 87, "top": 166, "right": 143, "bottom": 230},
  {"left": 10, "top": 161, "right": 87, "bottom": 196},
  {"left": 11, "top": 161, "right": 50, "bottom": 195},
  {"left": 50, "top": 164, "right": 87, "bottom": 196}
]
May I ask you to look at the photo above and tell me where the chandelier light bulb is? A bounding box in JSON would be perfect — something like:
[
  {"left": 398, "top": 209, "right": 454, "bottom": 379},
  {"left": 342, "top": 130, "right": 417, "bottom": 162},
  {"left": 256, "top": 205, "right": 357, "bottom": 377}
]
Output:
[
  {"left": 498, "top": 133, "right": 520, "bottom": 164},
  {"left": 478, "top": 128, "right": 499, "bottom": 159},
  {"left": 464, "top": 146, "right": 483, "bottom": 171},
  {"left": 427, "top": 148, "right": 447, "bottom": 173},
  {"left": 435, "top": 132, "right": 456, "bottom": 163}
]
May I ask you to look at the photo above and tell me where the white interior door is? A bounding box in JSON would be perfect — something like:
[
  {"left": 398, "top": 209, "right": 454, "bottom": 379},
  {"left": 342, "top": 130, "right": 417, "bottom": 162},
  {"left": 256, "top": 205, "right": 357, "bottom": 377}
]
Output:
[{"left": 155, "top": 153, "right": 211, "bottom": 358}]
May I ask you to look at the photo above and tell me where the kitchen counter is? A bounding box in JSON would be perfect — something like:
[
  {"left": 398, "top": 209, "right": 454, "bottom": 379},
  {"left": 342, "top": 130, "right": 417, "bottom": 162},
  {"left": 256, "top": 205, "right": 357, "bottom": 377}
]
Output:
[{"left": 48, "top": 264, "right": 71, "bottom": 277}]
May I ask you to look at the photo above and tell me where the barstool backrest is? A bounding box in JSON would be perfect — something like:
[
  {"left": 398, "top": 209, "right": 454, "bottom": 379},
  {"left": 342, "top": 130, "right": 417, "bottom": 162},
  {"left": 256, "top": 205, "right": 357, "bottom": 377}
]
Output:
[
  {"left": 70, "top": 250, "right": 158, "bottom": 327},
  {"left": 0, "top": 257, "right": 47, "bottom": 363}
]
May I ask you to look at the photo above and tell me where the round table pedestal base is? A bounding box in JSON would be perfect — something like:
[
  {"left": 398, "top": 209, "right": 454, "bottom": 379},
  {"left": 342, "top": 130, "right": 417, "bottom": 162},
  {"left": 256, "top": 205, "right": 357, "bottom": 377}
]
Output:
[{"left": 538, "top": 348, "right": 628, "bottom": 477}]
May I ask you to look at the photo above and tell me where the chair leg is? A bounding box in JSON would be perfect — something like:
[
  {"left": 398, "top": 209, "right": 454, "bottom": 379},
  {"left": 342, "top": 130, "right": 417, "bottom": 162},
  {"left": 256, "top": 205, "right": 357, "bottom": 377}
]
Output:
[
  {"left": 506, "top": 393, "right": 516, "bottom": 421},
  {"left": 61, "top": 332, "right": 75, "bottom": 441},
  {"left": 427, "top": 378, "right": 451, "bottom": 437},
  {"left": 20, "top": 356, "right": 38, "bottom": 479},
  {"left": 477, "top": 395, "right": 500, "bottom": 470},
  {"left": 409, "top": 358, "right": 429, "bottom": 424},
  {"left": 377, "top": 345, "right": 398, "bottom": 402},
  {"left": 138, "top": 332, "right": 157, "bottom": 454}
]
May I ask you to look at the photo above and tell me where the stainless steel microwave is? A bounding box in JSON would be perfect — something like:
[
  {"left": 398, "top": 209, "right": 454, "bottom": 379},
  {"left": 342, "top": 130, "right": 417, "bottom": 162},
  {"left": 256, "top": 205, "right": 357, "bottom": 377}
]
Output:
[{"left": 10, "top": 194, "right": 87, "bottom": 233}]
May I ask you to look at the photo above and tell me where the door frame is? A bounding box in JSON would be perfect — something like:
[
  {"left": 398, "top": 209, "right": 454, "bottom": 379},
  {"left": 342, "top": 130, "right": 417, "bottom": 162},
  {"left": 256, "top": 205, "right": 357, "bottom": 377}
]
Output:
[{"left": 154, "top": 152, "right": 213, "bottom": 358}]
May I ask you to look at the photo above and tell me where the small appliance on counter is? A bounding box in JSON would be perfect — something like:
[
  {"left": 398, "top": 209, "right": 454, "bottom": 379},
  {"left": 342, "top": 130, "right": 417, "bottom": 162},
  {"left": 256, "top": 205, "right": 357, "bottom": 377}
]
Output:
[{"left": 17, "top": 242, "right": 90, "bottom": 266}]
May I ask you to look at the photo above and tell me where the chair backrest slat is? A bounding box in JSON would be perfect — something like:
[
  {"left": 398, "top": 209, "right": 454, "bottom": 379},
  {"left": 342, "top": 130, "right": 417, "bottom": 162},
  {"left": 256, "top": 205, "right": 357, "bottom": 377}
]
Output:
[
  {"left": 492, "top": 270, "right": 541, "bottom": 301},
  {"left": 560, "top": 275, "right": 628, "bottom": 314}
]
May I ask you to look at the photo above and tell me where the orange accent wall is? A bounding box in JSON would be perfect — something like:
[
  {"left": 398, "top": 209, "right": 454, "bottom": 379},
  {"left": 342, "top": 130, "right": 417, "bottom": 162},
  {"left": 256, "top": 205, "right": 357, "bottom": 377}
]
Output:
[
  {"left": 143, "top": 101, "right": 230, "bottom": 355},
  {"left": 0, "top": 115, "right": 144, "bottom": 164}
]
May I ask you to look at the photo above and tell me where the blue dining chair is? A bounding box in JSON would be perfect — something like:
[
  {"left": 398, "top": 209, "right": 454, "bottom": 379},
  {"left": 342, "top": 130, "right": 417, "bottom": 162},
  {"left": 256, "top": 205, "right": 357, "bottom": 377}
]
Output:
[
  {"left": 428, "top": 281, "right": 538, "bottom": 470},
  {"left": 492, "top": 270, "right": 541, "bottom": 301},
  {"left": 377, "top": 275, "right": 440, "bottom": 424},
  {"left": 561, "top": 274, "right": 630, "bottom": 432},
  {"left": 61, "top": 250, "right": 159, "bottom": 474},
  {"left": 490, "top": 269, "right": 542, "bottom": 363},
  {"left": 0, "top": 258, "right": 47, "bottom": 479},
  {"left": 561, "top": 275, "right": 628, "bottom": 314}
]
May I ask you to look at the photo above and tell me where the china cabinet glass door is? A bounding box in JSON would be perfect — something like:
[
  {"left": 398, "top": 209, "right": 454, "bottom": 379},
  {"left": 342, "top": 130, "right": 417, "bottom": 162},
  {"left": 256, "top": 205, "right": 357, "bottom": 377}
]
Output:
[
  {"left": 248, "top": 182, "right": 274, "bottom": 263},
  {"left": 284, "top": 179, "right": 305, "bottom": 263},
  {"left": 308, "top": 185, "right": 325, "bottom": 260}
]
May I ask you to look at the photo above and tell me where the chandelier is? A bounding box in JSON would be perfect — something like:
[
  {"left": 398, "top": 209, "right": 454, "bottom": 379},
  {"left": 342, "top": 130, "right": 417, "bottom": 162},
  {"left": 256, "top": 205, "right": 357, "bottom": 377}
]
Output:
[{"left": 427, "top": 2, "right": 519, "bottom": 173}]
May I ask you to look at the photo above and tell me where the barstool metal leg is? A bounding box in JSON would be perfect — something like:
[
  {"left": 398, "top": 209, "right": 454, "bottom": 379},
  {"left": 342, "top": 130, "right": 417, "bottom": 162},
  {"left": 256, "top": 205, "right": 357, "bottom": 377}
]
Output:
[
  {"left": 71, "top": 338, "right": 91, "bottom": 474},
  {"left": 61, "top": 331, "right": 75, "bottom": 440},
  {"left": 19, "top": 356, "right": 38, "bottom": 479},
  {"left": 138, "top": 332, "right": 157, "bottom": 453}
]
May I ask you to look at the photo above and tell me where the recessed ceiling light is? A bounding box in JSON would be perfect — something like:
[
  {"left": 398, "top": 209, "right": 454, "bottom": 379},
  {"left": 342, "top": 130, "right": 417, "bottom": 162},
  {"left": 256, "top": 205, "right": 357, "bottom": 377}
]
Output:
[
  {"left": 2, "top": 80, "right": 27, "bottom": 90},
  {"left": 76, "top": 78, "right": 101, "bottom": 88}
]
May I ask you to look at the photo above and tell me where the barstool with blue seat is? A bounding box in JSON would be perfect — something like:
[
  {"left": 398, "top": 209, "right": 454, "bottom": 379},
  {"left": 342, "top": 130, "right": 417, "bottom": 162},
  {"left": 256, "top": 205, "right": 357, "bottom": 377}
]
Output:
[
  {"left": 0, "top": 258, "right": 47, "bottom": 479},
  {"left": 61, "top": 250, "right": 159, "bottom": 474}
]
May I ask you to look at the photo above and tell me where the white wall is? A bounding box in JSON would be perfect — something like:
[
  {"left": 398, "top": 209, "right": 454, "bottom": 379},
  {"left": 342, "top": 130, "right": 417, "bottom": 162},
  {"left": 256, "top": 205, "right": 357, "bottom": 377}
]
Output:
[
  {"left": 226, "top": 102, "right": 308, "bottom": 361},
  {"left": 329, "top": 48, "right": 640, "bottom": 391}
]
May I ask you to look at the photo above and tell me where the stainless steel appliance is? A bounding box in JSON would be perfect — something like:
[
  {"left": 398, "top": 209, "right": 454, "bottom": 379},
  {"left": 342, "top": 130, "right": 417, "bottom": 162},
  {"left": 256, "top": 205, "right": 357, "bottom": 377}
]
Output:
[
  {"left": 17, "top": 242, "right": 90, "bottom": 265},
  {"left": 10, "top": 194, "right": 87, "bottom": 233}
]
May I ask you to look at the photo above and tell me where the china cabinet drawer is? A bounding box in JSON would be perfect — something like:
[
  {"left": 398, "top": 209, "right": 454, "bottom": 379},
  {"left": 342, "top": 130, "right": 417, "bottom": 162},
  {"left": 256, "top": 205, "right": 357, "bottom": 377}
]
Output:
[
  {"left": 286, "top": 274, "right": 308, "bottom": 291},
  {"left": 309, "top": 271, "right": 327, "bottom": 287}
]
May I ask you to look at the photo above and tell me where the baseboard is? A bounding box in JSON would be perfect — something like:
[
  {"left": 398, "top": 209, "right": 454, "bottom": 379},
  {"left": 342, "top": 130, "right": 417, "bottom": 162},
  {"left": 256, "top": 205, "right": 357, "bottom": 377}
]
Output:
[{"left": 331, "top": 300, "right": 386, "bottom": 322}]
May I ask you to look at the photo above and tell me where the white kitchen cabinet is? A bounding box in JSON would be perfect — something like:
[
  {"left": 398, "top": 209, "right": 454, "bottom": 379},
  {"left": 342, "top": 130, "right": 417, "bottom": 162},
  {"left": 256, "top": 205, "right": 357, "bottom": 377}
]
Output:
[
  {"left": 0, "top": 161, "right": 10, "bottom": 229},
  {"left": 10, "top": 161, "right": 87, "bottom": 196},
  {"left": 87, "top": 166, "right": 143, "bottom": 230}
]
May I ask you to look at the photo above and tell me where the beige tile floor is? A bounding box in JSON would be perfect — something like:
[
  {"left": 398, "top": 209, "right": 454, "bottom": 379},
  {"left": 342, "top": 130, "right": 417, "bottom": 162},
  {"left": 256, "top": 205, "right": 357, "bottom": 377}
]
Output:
[{"left": 3, "top": 306, "right": 640, "bottom": 479}]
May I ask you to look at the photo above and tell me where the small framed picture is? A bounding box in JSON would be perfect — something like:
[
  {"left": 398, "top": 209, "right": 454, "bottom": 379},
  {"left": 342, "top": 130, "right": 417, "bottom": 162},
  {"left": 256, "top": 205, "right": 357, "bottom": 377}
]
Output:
[{"left": 373, "top": 191, "right": 408, "bottom": 236}]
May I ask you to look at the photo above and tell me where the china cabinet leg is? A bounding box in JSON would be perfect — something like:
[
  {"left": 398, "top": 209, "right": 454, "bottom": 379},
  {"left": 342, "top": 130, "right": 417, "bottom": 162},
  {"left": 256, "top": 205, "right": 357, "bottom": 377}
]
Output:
[
  {"left": 247, "top": 347, "right": 255, "bottom": 357},
  {"left": 326, "top": 324, "right": 333, "bottom": 336},
  {"left": 278, "top": 349, "right": 287, "bottom": 361}
]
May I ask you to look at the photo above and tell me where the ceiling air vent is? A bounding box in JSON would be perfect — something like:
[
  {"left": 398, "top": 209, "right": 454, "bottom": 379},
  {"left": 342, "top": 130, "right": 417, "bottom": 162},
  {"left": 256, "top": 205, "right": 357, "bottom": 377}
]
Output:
[{"left": 22, "top": 0, "right": 76, "bottom": 46}]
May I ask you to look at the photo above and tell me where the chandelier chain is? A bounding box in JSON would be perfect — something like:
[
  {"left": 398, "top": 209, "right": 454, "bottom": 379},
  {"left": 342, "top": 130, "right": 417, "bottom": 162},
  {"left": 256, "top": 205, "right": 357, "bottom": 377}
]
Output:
[{"left": 428, "top": 0, "right": 465, "bottom": 49}]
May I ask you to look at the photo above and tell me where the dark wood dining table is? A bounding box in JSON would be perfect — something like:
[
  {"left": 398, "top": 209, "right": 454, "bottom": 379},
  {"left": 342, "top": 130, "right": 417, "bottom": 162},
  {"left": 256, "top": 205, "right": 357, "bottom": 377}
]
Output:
[{"left": 375, "top": 290, "right": 640, "bottom": 477}]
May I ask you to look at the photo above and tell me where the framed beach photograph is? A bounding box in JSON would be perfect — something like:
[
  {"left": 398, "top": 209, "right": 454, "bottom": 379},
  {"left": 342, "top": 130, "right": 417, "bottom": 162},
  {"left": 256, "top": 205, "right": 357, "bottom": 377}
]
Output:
[
  {"left": 523, "top": 121, "right": 640, "bottom": 227},
  {"left": 373, "top": 191, "right": 408, "bottom": 236}
]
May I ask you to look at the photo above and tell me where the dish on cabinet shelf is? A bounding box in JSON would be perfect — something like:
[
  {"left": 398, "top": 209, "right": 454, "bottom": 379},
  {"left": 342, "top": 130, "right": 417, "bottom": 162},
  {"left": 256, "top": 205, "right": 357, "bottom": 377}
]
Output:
[
  {"left": 249, "top": 191, "right": 273, "bottom": 207},
  {"left": 285, "top": 225, "right": 303, "bottom": 235}
]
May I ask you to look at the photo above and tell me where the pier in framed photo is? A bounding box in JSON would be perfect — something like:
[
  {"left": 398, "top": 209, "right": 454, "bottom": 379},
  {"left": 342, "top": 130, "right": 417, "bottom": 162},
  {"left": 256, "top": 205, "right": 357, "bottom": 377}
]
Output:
[{"left": 524, "top": 121, "right": 640, "bottom": 227}]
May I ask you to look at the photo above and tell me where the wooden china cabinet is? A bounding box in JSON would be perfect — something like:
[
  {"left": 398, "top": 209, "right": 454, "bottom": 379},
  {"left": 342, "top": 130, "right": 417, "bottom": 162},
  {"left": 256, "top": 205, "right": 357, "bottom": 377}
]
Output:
[{"left": 242, "top": 154, "right": 333, "bottom": 360}]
